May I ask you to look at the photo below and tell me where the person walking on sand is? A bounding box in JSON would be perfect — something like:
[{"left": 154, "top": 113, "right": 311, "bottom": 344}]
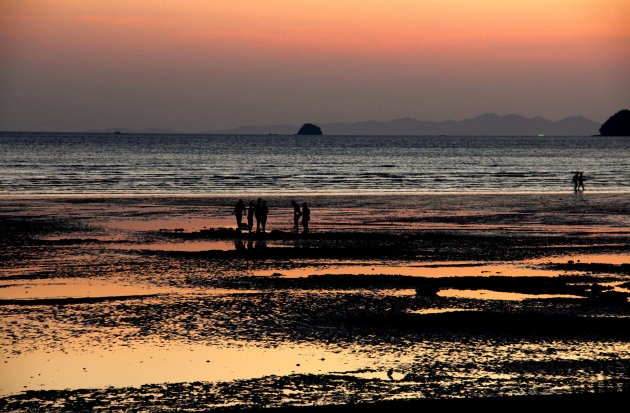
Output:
[
  {"left": 247, "top": 201, "right": 255, "bottom": 233},
  {"left": 301, "top": 202, "right": 310, "bottom": 234},
  {"left": 233, "top": 199, "right": 246, "bottom": 229},
  {"left": 572, "top": 172, "right": 579, "bottom": 192},
  {"left": 259, "top": 200, "right": 269, "bottom": 233},
  {"left": 291, "top": 200, "right": 301, "bottom": 233},
  {"left": 578, "top": 172, "right": 585, "bottom": 192}
]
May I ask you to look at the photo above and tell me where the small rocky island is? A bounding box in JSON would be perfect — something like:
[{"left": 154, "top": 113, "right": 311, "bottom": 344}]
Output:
[
  {"left": 600, "top": 109, "right": 630, "bottom": 136},
  {"left": 296, "top": 123, "right": 323, "bottom": 135}
]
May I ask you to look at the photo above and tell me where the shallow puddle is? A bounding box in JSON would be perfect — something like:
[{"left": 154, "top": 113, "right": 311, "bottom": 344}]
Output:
[
  {"left": 1, "top": 315, "right": 629, "bottom": 399},
  {"left": 254, "top": 261, "right": 577, "bottom": 278},
  {"left": 0, "top": 278, "right": 175, "bottom": 301},
  {"left": 254, "top": 252, "right": 630, "bottom": 280},
  {"left": 408, "top": 308, "right": 479, "bottom": 315},
  {"left": 4, "top": 336, "right": 625, "bottom": 397},
  {"left": 37, "top": 235, "right": 128, "bottom": 242},
  {"left": 437, "top": 289, "right": 584, "bottom": 301},
  {"left": 0, "top": 341, "right": 392, "bottom": 395},
  {"left": 108, "top": 239, "right": 290, "bottom": 252},
  {"left": 109, "top": 240, "right": 239, "bottom": 252},
  {"left": 101, "top": 217, "right": 230, "bottom": 233},
  {"left": 0, "top": 279, "right": 270, "bottom": 302},
  {"left": 529, "top": 253, "right": 630, "bottom": 265}
]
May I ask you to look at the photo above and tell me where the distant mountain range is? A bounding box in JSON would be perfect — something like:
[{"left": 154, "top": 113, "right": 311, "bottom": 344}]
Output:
[
  {"left": 209, "top": 113, "right": 600, "bottom": 136},
  {"left": 85, "top": 113, "right": 601, "bottom": 136}
]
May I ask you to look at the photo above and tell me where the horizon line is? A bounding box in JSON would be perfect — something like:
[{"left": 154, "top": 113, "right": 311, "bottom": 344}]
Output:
[
  {"left": 0, "top": 111, "right": 606, "bottom": 135},
  {"left": 0, "top": 131, "right": 604, "bottom": 137}
]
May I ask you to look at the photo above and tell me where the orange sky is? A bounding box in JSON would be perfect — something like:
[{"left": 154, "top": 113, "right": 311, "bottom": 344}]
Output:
[{"left": 1, "top": 0, "right": 629, "bottom": 131}]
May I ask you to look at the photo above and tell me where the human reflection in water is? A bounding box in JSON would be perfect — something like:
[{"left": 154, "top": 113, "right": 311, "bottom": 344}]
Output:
[
  {"left": 301, "top": 202, "right": 310, "bottom": 234},
  {"left": 291, "top": 200, "right": 301, "bottom": 233},
  {"left": 233, "top": 199, "right": 245, "bottom": 229},
  {"left": 234, "top": 239, "right": 245, "bottom": 251},
  {"left": 247, "top": 239, "right": 254, "bottom": 250},
  {"left": 247, "top": 201, "right": 255, "bottom": 233}
]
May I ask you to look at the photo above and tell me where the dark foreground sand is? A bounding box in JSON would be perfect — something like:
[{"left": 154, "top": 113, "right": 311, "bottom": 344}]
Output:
[{"left": 1, "top": 193, "right": 629, "bottom": 410}]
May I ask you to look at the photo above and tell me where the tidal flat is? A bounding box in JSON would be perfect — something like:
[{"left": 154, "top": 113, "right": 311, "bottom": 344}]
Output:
[{"left": 1, "top": 193, "right": 630, "bottom": 410}]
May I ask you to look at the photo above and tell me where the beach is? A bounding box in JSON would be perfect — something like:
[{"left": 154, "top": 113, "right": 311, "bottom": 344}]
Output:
[{"left": 1, "top": 193, "right": 630, "bottom": 409}]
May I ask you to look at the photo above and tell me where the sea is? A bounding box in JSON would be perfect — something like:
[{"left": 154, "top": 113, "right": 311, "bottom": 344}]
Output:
[{"left": 1, "top": 132, "right": 629, "bottom": 196}]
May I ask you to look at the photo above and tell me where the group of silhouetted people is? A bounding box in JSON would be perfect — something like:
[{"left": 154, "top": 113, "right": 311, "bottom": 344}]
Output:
[
  {"left": 572, "top": 172, "right": 585, "bottom": 192},
  {"left": 291, "top": 200, "right": 310, "bottom": 234},
  {"left": 233, "top": 198, "right": 269, "bottom": 233},
  {"left": 233, "top": 199, "right": 310, "bottom": 234}
]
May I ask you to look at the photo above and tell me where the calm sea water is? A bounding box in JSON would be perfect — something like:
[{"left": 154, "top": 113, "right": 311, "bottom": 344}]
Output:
[{"left": 1, "top": 132, "right": 629, "bottom": 195}]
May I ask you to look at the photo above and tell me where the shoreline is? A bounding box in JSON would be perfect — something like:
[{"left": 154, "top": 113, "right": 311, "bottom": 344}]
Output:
[
  {"left": 2, "top": 190, "right": 630, "bottom": 199},
  {"left": 3, "top": 192, "right": 629, "bottom": 236}
]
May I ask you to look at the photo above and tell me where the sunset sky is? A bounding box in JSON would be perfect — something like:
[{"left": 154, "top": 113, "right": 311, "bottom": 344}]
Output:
[{"left": 1, "top": 0, "right": 629, "bottom": 131}]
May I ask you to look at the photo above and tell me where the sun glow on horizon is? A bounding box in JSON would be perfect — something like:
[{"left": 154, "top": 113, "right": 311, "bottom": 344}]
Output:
[
  {"left": 1, "top": 0, "right": 629, "bottom": 130},
  {"left": 3, "top": 1, "right": 628, "bottom": 58}
]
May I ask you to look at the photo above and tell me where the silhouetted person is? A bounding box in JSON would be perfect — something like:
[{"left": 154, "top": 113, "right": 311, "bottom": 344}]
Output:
[
  {"left": 301, "top": 202, "right": 310, "bottom": 234},
  {"left": 247, "top": 201, "right": 255, "bottom": 233},
  {"left": 254, "top": 198, "right": 263, "bottom": 232},
  {"left": 578, "top": 172, "right": 585, "bottom": 191},
  {"left": 291, "top": 200, "right": 301, "bottom": 232},
  {"left": 233, "top": 199, "right": 245, "bottom": 229},
  {"left": 259, "top": 200, "right": 269, "bottom": 232},
  {"left": 572, "top": 172, "right": 579, "bottom": 192}
]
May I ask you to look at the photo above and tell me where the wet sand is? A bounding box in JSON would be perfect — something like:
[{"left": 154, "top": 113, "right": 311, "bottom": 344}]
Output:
[{"left": 1, "top": 193, "right": 629, "bottom": 409}]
